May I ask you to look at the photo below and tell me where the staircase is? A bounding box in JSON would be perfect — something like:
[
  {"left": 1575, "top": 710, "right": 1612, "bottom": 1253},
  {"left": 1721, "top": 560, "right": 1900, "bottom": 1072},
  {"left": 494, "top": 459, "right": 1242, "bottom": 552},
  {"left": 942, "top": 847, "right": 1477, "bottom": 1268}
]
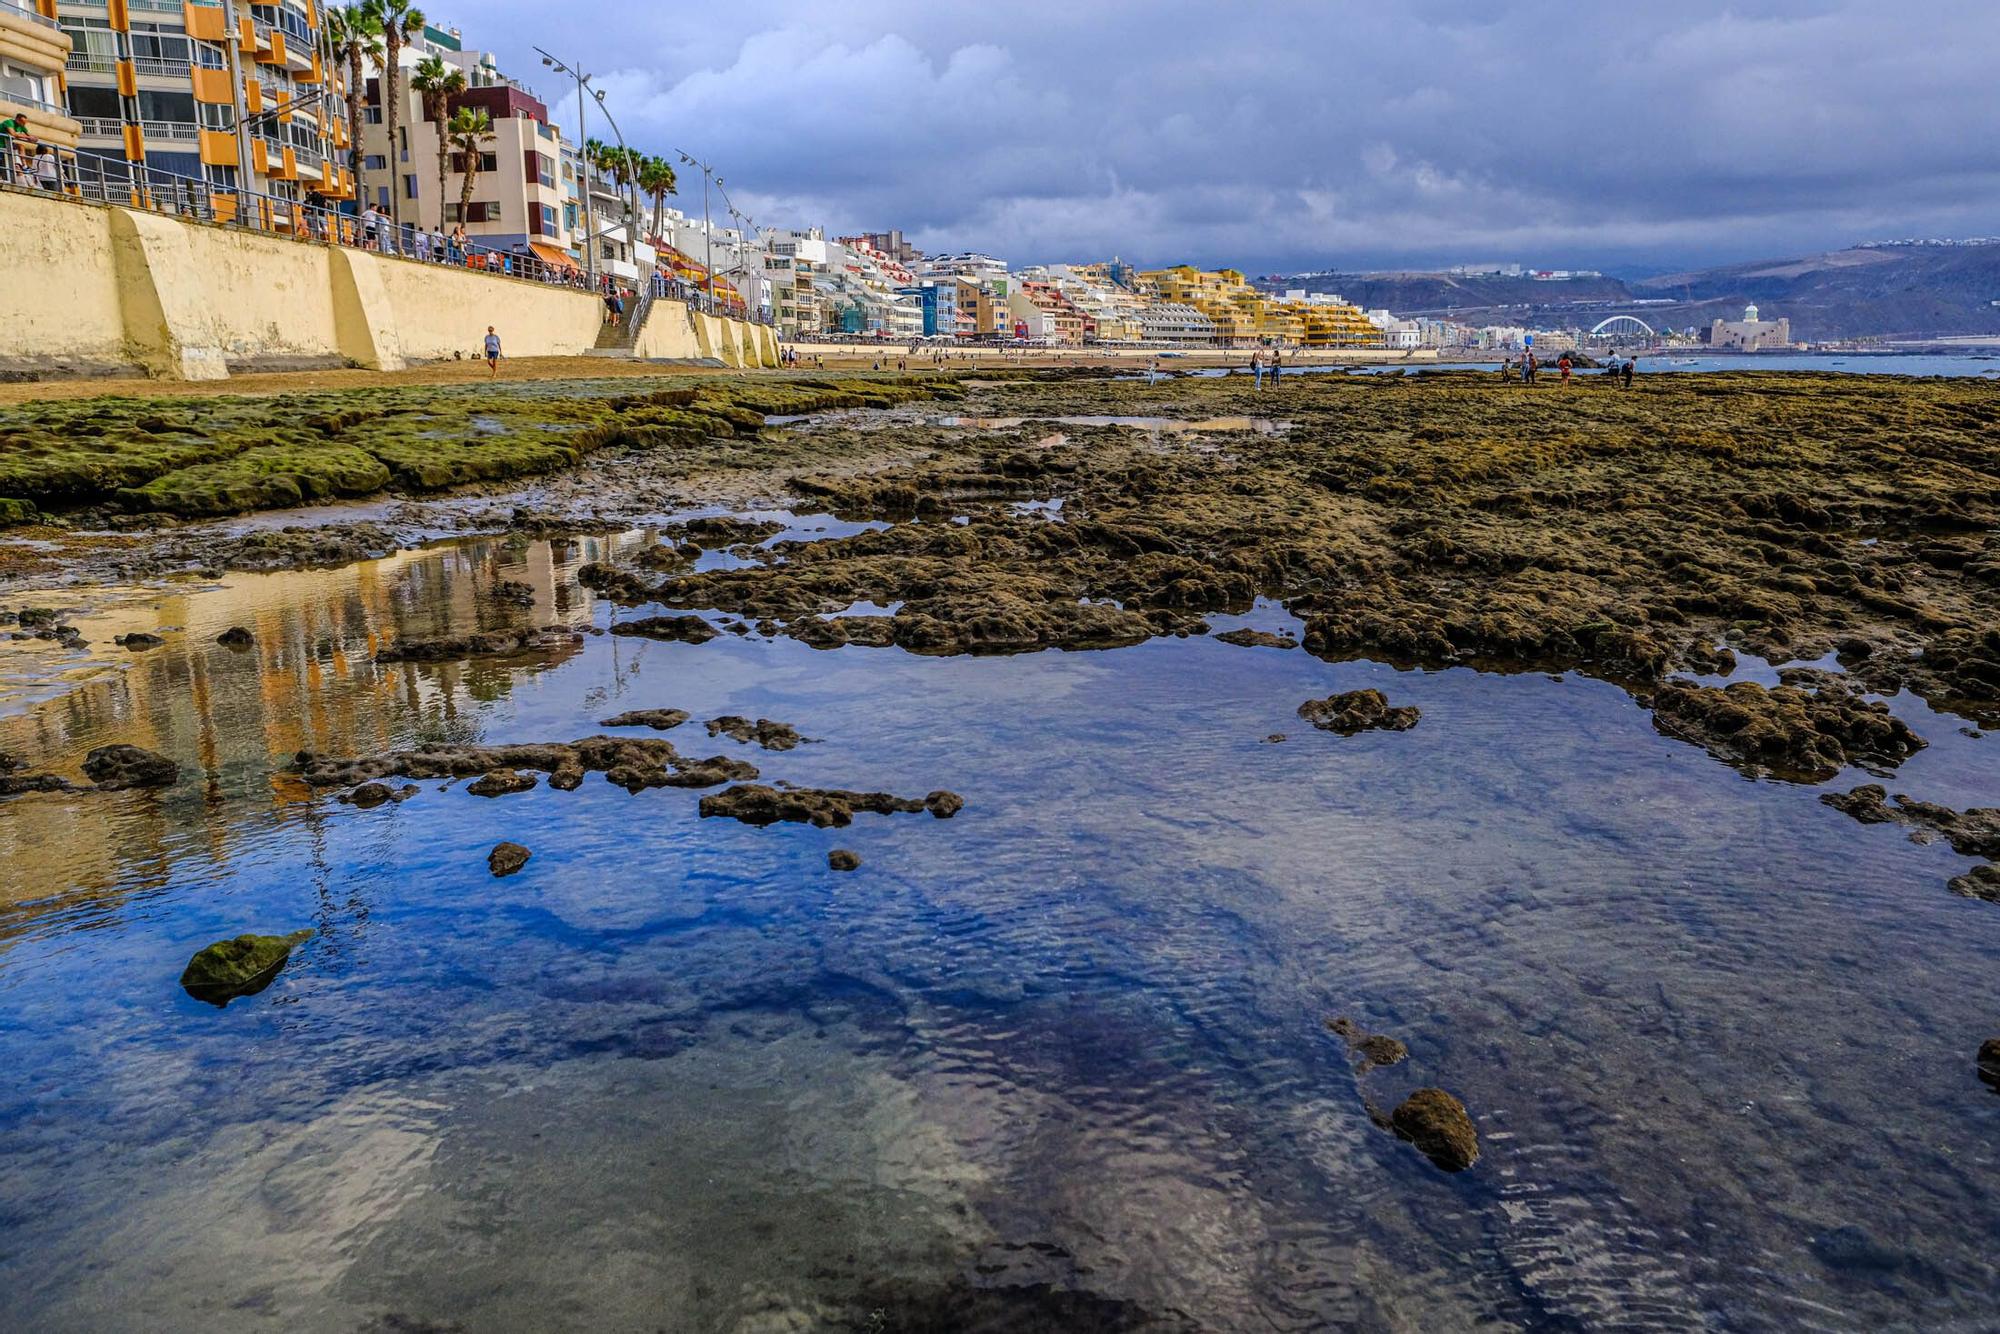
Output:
[{"left": 586, "top": 291, "right": 655, "bottom": 358}]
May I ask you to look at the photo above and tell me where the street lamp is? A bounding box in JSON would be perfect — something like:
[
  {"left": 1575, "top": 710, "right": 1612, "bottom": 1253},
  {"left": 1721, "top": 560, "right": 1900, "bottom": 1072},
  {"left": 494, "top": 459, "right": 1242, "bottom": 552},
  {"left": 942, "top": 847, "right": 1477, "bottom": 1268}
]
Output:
[
  {"left": 676, "top": 149, "right": 720, "bottom": 311},
  {"left": 535, "top": 47, "right": 640, "bottom": 285}
]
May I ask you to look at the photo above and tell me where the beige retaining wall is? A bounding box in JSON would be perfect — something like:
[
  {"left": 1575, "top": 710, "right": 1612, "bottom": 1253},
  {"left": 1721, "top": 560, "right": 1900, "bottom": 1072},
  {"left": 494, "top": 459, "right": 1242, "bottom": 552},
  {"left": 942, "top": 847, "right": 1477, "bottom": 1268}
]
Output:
[{"left": 0, "top": 187, "right": 607, "bottom": 380}]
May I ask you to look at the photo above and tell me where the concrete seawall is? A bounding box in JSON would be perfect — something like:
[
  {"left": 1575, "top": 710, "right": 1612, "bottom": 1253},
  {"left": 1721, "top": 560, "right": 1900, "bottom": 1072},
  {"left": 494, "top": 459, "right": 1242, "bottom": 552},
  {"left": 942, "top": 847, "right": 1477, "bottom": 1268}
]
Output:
[{"left": 0, "top": 188, "right": 773, "bottom": 380}]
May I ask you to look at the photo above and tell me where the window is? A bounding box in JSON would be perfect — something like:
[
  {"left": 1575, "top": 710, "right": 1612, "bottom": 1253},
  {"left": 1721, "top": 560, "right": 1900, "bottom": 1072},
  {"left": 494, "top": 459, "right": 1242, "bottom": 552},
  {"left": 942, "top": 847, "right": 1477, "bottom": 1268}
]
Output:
[
  {"left": 364, "top": 107, "right": 382, "bottom": 123},
  {"left": 137, "top": 89, "right": 199, "bottom": 123},
  {"left": 402, "top": 174, "right": 418, "bottom": 200},
  {"left": 449, "top": 201, "right": 499, "bottom": 223},
  {"left": 130, "top": 24, "right": 195, "bottom": 67},
  {"left": 376, "top": 185, "right": 389, "bottom": 209},
  {"left": 532, "top": 152, "right": 553, "bottom": 188},
  {"left": 363, "top": 154, "right": 387, "bottom": 170},
  {"left": 196, "top": 42, "right": 226, "bottom": 70},
  {"left": 0, "top": 64, "right": 47, "bottom": 108},
  {"left": 539, "top": 204, "right": 556, "bottom": 233},
  {"left": 197, "top": 101, "right": 234, "bottom": 131},
  {"left": 450, "top": 151, "right": 499, "bottom": 174},
  {"left": 62, "top": 16, "right": 117, "bottom": 74},
  {"left": 67, "top": 85, "right": 121, "bottom": 120}
]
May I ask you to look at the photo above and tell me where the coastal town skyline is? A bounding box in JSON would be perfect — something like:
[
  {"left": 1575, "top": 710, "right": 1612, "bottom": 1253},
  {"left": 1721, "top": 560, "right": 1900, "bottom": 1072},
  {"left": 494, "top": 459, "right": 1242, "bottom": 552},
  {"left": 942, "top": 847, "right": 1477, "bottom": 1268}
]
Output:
[{"left": 453, "top": 0, "right": 2000, "bottom": 275}]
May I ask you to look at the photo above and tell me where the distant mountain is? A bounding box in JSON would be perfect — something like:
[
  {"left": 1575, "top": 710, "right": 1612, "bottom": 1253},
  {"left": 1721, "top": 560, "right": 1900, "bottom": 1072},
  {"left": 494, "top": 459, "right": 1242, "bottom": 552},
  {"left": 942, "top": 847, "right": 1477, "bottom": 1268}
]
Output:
[{"left": 1266, "top": 243, "right": 2000, "bottom": 341}]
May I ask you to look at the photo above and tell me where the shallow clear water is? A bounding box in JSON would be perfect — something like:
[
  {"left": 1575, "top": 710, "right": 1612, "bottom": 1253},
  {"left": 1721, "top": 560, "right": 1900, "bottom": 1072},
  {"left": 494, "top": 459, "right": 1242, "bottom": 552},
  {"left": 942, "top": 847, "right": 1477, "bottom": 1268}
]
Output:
[{"left": 1, "top": 531, "right": 1997, "bottom": 1331}]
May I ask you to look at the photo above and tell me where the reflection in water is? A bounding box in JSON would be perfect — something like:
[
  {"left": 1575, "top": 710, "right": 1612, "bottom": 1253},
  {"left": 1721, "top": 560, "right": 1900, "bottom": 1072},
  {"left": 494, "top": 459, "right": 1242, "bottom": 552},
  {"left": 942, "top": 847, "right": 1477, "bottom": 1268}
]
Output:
[{"left": 0, "top": 538, "right": 1997, "bottom": 1329}]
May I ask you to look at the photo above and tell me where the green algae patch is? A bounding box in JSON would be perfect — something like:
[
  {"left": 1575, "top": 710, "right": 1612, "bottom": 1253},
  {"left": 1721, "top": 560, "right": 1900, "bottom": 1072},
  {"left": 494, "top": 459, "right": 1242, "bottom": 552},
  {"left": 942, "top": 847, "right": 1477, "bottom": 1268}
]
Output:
[
  {"left": 0, "top": 375, "right": 948, "bottom": 518},
  {"left": 119, "top": 443, "right": 392, "bottom": 515},
  {"left": 179, "top": 929, "right": 313, "bottom": 1007}
]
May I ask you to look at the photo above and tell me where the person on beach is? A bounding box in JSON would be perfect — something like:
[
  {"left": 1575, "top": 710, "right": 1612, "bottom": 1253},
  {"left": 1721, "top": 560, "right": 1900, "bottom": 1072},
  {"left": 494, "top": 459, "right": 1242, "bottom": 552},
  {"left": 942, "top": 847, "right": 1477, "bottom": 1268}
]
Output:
[
  {"left": 1272, "top": 348, "right": 1283, "bottom": 384},
  {"left": 1251, "top": 351, "right": 1265, "bottom": 390},
  {"left": 1500, "top": 357, "right": 1514, "bottom": 382},
  {"left": 483, "top": 326, "right": 502, "bottom": 377},
  {"left": 1558, "top": 353, "right": 1572, "bottom": 384},
  {"left": 1622, "top": 357, "right": 1635, "bottom": 388}
]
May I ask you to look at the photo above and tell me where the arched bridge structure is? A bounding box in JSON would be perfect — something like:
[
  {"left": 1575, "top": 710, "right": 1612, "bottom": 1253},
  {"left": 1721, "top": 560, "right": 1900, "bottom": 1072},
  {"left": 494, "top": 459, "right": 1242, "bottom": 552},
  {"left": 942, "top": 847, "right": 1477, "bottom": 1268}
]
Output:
[{"left": 1589, "top": 315, "right": 1656, "bottom": 338}]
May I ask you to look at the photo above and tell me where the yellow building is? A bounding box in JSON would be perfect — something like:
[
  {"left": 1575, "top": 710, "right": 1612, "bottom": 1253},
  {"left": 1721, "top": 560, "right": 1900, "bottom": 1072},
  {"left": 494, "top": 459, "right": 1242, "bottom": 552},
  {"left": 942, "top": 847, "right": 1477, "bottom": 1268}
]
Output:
[
  {"left": 1, "top": 0, "right": 81, "bottom": 148},
  {"left": 1138, "top": 265, "right": 1281, "bottom": 347},
  {"left": 56, "top": 0, "right": 353, "bottom": 205},
  {"left": 1282, "top": 299, "right": 1384, "bottom": 348}
]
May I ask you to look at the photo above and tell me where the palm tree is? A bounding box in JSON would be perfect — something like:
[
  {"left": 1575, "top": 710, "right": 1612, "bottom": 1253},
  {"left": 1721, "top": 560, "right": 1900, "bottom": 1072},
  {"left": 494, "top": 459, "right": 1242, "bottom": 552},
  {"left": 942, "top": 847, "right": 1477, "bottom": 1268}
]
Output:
[
  {"left": 363, "top": 0, "right": 427, "bottom": 231},
  {"left": 448, "top": 106, "right": 494, "bottom": 229},
  {"left": 637, "top": 154, "right": 676, "bottom": 241},
  {"left": 410, "top": 53, "right": 463, "bottom": 229},
  {"left": 324, "top": 5, "right": 381, "bottom": 206}
]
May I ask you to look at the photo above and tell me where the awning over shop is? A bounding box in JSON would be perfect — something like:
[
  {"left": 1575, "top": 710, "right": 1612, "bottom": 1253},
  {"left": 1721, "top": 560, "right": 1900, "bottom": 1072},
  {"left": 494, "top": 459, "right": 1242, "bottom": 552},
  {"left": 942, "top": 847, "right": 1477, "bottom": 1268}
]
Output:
[{"left": 529, "top": 242, "right": 580, "bottom": 271}]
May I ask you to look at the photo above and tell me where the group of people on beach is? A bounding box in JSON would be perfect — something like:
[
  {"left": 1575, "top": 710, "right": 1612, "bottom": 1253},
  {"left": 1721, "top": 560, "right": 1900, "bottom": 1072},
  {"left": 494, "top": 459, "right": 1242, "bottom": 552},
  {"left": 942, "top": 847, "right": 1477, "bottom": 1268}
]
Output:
[{"left": 1501, "top": 352, "right": 1636, "bottom": 387}]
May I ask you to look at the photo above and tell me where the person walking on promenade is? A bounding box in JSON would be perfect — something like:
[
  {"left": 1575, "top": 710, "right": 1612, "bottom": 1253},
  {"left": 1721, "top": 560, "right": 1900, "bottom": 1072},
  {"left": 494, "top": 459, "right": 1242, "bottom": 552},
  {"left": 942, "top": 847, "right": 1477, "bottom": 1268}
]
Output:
[
  {"left": 360, "top": 204, "right": 381, "bottom": 251},
  {"left": 483, "top": 326, "right": 502, "bottom": 377},
  {"left": 1251, "top": 351, "right": 1265, "bottom": 390},
  {"left": 449, "top": 224, "right": 467, "bottom": 264}
]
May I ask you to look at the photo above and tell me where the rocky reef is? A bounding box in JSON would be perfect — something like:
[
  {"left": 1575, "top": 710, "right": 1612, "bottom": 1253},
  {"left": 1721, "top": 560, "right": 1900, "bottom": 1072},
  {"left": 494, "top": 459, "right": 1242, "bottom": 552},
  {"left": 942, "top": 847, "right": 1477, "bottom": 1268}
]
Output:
[
  {"left": 179, "top": 930, "right": 312, "bottom": 1006},
  {"left": 1298, "top": 689, "right": 1421, "bottom": 736}
]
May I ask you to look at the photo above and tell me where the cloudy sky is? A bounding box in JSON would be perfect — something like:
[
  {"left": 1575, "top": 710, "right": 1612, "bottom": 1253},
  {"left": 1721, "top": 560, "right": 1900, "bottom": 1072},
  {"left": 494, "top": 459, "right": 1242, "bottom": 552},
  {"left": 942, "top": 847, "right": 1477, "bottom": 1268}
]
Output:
[{"left": 461, "top": 0, "right": 2000, "bottom": 276}]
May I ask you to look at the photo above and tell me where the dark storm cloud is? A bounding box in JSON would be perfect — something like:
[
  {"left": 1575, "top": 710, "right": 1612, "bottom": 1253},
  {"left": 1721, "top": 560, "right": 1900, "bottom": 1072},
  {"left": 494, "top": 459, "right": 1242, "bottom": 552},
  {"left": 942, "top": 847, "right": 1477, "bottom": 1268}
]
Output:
[{"left": 481, "top": 0, "right": 2000, "bottom": 271}]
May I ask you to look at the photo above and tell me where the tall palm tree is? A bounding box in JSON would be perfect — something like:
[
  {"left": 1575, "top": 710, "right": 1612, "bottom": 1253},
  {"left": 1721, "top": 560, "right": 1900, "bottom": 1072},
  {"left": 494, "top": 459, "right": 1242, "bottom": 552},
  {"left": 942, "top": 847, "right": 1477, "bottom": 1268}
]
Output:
[
  {"left": 409, "top": 53, "right": 463, "bottom": 229},
  {"left": 324, "top": 5, "right": 381, "bottom": 207},
  {"left": 636, "top": 154, "right": 676, "bottom": 241},
  {"left": 363, "top": 0, "right": 427, "bottom": 231},
  {"left": 448, "top": 106, "right": 494, "bottom": 228}
]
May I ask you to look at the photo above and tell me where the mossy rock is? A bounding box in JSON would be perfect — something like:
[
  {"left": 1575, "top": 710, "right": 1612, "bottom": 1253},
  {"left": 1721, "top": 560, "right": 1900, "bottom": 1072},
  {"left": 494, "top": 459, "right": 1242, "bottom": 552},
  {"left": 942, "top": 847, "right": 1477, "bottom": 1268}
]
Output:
[
  {"left": 180, "top": 929, "right": 313, "bottom": 1007},
  {"left": 118, "top": 443, "right": 392, "bottom": 516},
  {"left": 0, "top": 497, "right": 38, "bottom": 526}
]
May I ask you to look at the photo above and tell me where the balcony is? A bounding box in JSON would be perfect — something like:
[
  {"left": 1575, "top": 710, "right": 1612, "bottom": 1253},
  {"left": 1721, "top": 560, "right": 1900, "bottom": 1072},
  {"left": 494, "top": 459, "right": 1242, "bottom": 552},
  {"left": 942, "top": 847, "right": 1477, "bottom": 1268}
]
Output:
[
  {"left": 65, "top": 54, "right": 117, "bottom": 75},
  {"left": 132, "top": 57, "right": 194, "bottom": 79},
  {"left": 74, "top": 115, "right": 123, "bottom": 138},
  {"left": 141, "top": 118, "right": 201, "bottom": 143},
  {"left": 0, "top": 0, "right": 60, "bottom": 28}
]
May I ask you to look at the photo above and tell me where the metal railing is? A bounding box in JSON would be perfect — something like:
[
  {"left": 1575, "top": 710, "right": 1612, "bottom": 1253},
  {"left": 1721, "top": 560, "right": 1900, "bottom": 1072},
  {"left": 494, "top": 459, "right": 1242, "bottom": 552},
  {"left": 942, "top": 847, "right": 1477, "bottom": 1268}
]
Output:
[
  {"left": 0, "top": 0, "right": 60, "bottom": 30},
  {"left": 131, "top": 57, "right": 194, "bottom": 78},
  {"left": 74, "top": 117, "right": 123, "bottom": 138},
  {"left": 0, "top": 137, "right": 780, "bottom": 323}
]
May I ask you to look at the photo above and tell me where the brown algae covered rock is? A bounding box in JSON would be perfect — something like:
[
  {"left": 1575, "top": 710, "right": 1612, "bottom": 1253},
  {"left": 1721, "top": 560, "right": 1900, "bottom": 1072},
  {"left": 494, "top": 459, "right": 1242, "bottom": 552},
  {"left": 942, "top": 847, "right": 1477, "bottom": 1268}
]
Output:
[
  {"left": 1214, "top": 628, "right": 1298, "bottom": 650},
  {"left": 466, "top": 769, "right": 538, "bottom": 797},
  {"left": 705, "top": 716, "right": 808, "bottom": 751},
  {"left": 1389, "top": 1088, "right": 1481, "bottom": 1172},
  {"left": 376, "top": 626, "right": 581, "bottom": 663},
  {"left": 1948, "top": 865, "right": 2000, "bottom": 902},
  {"left": 180, "top": 930, "right": 313, "bottom": 1007},
  {"left": 215, "top": 626, "right": 255, "bottom": 649},
  {"left": 600, "top": 709, "right": 690, "bottom": 731},
  {"left": 488, "top": 842, "right": 532, "bottom": 877},
  {"left": 699, "top": 784, "right": 955, "bottom": 828},
  {"left": 1298, "top": 689, "right": 1420, "bottom": 735},
  {"left": 610, "top": 615, "right": 719, "bottom": 644},
  {"left": 828, "top": 849, "right": 862, "bottom": 871},
  {"left": 82, "top": 744, "right": 179, "bottom": 790},
  {"left": 1651, "top": 679, "right": 1923, "bottom": 781}
]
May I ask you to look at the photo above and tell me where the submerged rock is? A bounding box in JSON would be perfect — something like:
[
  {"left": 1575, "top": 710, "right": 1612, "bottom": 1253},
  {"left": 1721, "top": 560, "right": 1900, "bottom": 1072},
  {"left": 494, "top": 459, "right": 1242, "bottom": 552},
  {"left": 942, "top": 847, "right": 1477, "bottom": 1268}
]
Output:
[
  {"left": 488, "top": 841, "right": 532, "bottom": 877},
  {"left": 114, "top": 632, "right": 165, "bottom": 650},
  {"left": 828, "top": 848, "right": 861, "bottom": 871},
  {"left": 180, "top": 929, "right": 312, "bottom": 1007},
  {"left": 1948, "top": 865, "right": 2000, "bottom": 903},
  {"left": 1389, "top": 1088, "right": 1480, "bottom": 1172},
  {"left": 1979, "top": 1038, "right": 2000, "bottom": 1093},
  {"left": 1325, "top": 1016, "right": 1409, "bottom": 1071},
  {"left": 600, "top": 708, "right": 690, "bottom": 731},
  {"left": 467, "top": 769, "right": 537, "bottom": 797},
  {"left": 705, "top": 716, "right": 808, "bottom": 751},
  {"left": 610, "top": 614, "right": 719, "bottom": 644},
  {"left": 492, "top": 579, "right": 536, "bottom": 605},
  {"left": 377, "top": 625, "right": 582, "bottom": 663},
  {"left": 0, "top": 751, "right": 69, "bottom": 796},
  {"left": 1819, "top": 784, "right": 2000, "bottom": 857},
  {"left": 1298, "top": 689, "right": 1420, "bottom": 735},
  {"left": 215, "top": 626, "right": 255, "bottom": 649},
  {"left": 1651, "top": 679, "right": 1923, "bottom": 781},
  {"left": 1214, "top": 628, "right": 1298, "bottom": 650},
  {"left": 296, "top": 735, "right": 755, "bottom": 794},
  {"left": 82, "top": 744, "right": 178, "bottom": 790},
  {"left": 699, "top": 784, "right": 961, "bottom": 828},
  {"left": 341, "top": 781, "right": 395, "bottom": 809}
]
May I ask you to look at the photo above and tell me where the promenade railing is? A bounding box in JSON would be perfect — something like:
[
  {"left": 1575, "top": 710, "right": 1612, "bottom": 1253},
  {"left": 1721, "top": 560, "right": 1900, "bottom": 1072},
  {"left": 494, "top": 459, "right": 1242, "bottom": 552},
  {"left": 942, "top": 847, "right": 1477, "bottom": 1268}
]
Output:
[{"left": 0, "top": 136, "right": 606, "bottom": 291}]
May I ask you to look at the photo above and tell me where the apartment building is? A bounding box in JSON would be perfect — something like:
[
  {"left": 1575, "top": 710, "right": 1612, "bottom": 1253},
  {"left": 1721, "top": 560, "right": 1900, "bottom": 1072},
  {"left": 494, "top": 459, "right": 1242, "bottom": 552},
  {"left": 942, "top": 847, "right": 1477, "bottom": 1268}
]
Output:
[
  {"left": 57, "top": 0, "right": 352, "bottom": 201},
  {"left": 1136, "top": 302, "right": 1215, "bottom": 346},
  {"left": 2, "top": 0, "right": 80, "bottom": 148},
  {"left": 356, "top": 29, "right": 576, "bottom": 268}
]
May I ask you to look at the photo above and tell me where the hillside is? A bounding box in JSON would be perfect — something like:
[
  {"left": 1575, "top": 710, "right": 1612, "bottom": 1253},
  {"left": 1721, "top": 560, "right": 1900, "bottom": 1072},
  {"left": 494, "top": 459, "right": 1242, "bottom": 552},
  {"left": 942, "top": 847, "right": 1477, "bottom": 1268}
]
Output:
[{"left": 1269, "top": 244, "right": 2000, "bottom": 341}]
